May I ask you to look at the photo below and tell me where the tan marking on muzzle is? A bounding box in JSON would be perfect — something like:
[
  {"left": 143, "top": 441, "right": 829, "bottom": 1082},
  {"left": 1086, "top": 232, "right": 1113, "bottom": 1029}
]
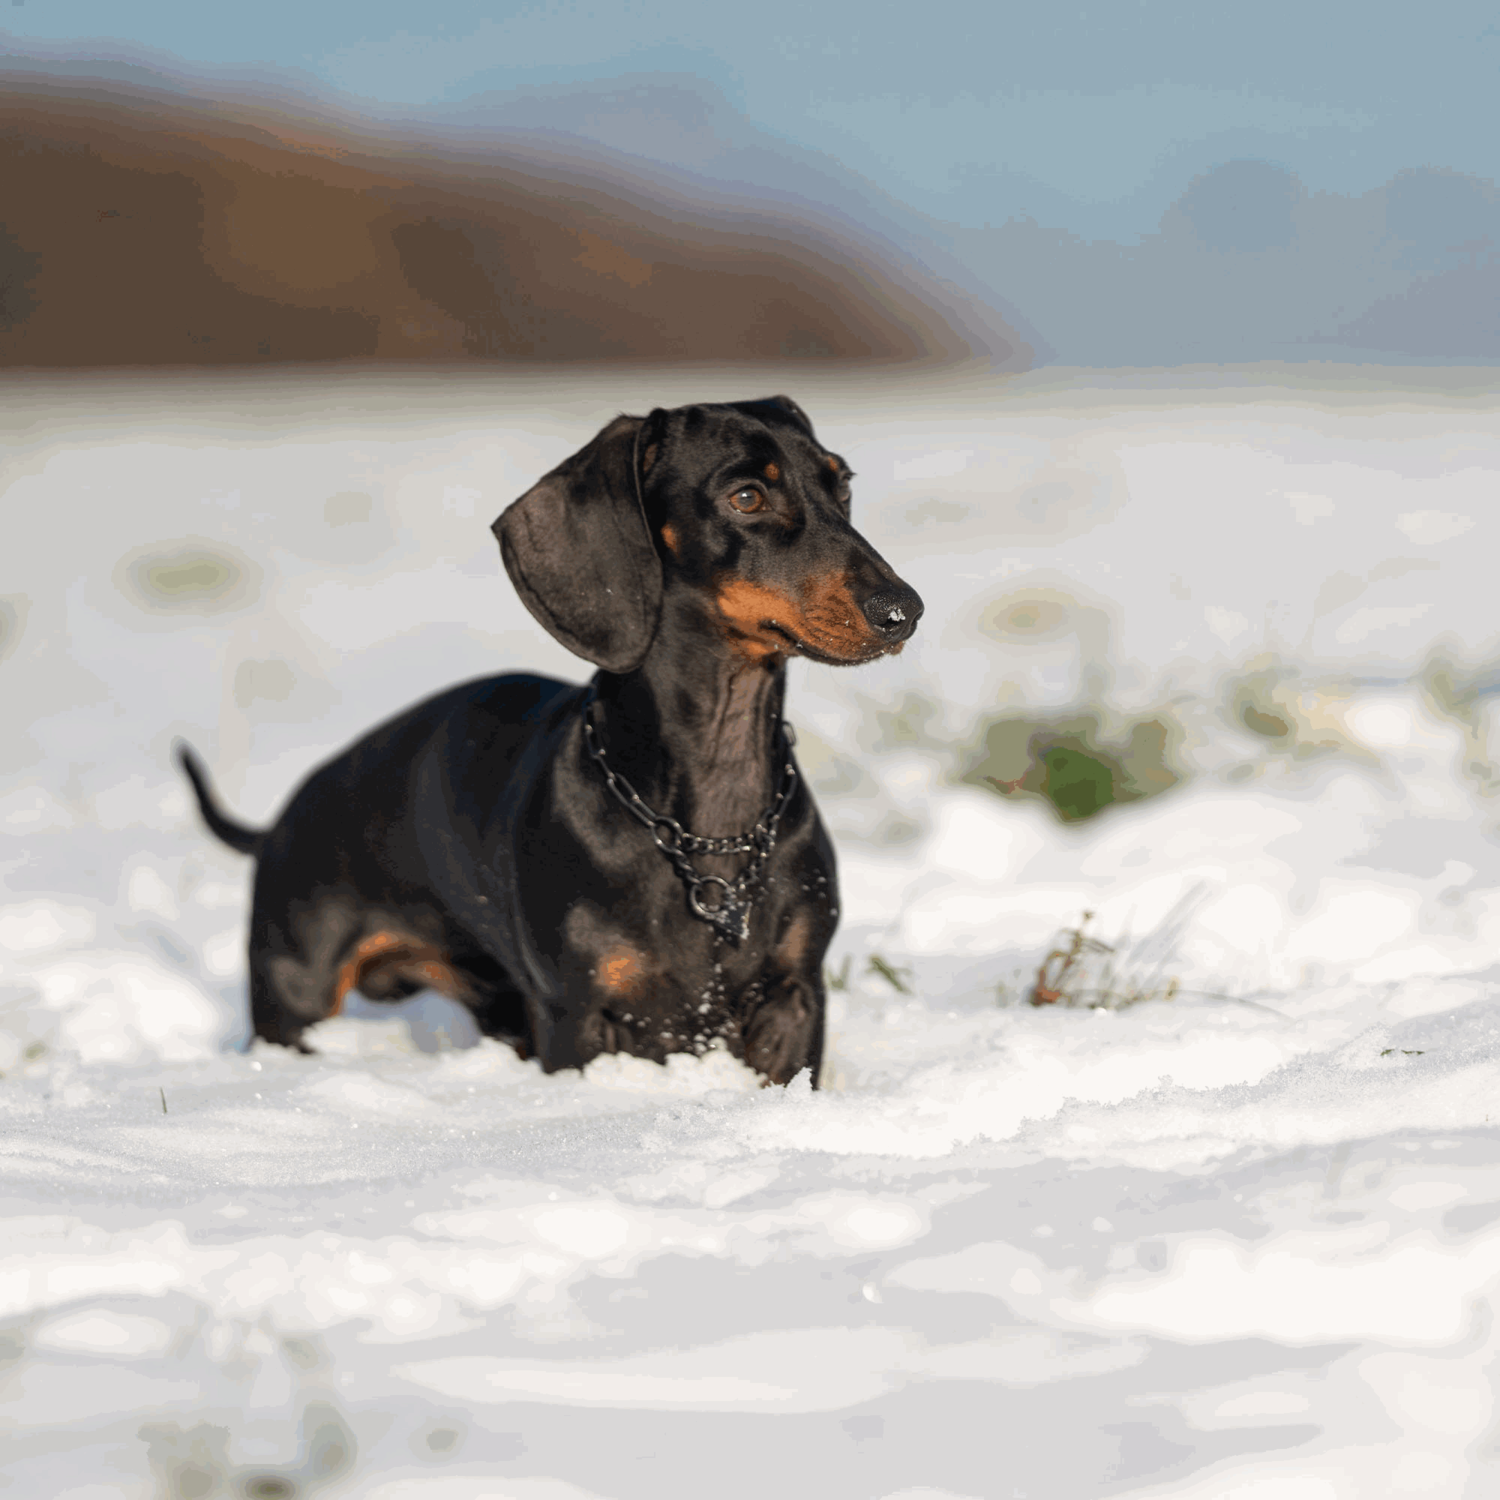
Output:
[
  {"left": 713, "top": 577, "right": 802, "bottom": 661},
  {"left": 660, "top": 523, "right": 679, "bottom": 555},
  {"left": 792, "top": 572, "right": 894, "bottom": 661},
  {"left": 714, "top": 574, "right": 893, "bottom": 663}
]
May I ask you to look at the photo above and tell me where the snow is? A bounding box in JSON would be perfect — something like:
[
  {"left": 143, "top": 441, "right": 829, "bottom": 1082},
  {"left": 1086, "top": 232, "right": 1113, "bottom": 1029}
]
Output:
[{"left": 4, "top": 362, "right": 1500, "bottom": 1497}]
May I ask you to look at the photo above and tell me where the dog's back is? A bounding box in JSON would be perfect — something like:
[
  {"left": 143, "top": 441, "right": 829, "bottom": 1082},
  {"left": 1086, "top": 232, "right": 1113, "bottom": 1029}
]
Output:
[{"left": 182, "top": 672, "right": 576, "bottom": 1048}]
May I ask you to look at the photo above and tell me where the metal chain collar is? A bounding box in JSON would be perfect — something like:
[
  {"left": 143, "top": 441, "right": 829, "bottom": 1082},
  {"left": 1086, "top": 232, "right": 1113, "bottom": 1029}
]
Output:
[{"left": 581, "top": 694, "right": 798, "bottom": 945}]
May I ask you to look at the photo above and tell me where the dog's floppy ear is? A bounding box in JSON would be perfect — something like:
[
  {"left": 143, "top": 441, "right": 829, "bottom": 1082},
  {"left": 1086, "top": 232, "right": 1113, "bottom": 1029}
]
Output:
[
  {"left": 727, "top": 394, "right": 815, "bottom": 439},
  {"left": 766, "top": 394, "right": 814, "bottom": 435},
  {"left": 494, "top": 414, "right": 662, "bottom": 673}
]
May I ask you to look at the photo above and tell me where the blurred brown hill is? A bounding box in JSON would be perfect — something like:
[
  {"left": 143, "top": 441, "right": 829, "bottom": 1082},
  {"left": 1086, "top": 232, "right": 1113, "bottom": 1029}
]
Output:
[{"left": 0, "top": 74, "right": 995, "bottom": 368}]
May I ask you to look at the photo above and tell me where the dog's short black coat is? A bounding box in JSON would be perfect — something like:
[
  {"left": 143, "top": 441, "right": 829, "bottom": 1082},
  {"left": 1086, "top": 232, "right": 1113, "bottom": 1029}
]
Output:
[{"left": 180, "top": 396, "right": 923, "bottom": 1084}]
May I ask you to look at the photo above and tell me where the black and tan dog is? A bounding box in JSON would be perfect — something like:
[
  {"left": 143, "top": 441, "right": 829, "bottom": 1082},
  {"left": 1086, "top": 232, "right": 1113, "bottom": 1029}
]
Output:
[{"left": 180, "top": 397, "right": 923, "bottom": 1084}]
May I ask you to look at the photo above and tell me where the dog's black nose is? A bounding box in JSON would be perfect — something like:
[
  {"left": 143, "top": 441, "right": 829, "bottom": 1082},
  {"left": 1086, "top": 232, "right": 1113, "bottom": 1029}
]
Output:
[{"left": 861, "top": 581, "right": 924, "bottom": 642}]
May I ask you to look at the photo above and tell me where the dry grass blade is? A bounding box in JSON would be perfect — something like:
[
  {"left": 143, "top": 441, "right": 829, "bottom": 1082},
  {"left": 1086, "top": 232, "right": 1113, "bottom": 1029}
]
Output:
[
  {"left": 1027, "top": 886, "right": 1208, "bottom": 1010},
  {"left": 866, "top": 954, "right": 914, "bottom": 995}
]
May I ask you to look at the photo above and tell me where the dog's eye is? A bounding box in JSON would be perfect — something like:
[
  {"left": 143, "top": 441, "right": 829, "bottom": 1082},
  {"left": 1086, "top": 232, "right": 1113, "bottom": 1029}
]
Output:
[{"left": 728, "top": 486, "right": 765, "bottom": 514}]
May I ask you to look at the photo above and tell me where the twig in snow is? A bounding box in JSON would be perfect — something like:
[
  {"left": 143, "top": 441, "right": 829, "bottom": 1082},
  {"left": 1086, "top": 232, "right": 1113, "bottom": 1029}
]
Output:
[
  {"left": 866, "top": 954, "right": 913, "bottom": 995},
  {"left": 1027, "top": 887, "right": 1207, "bottom": 1010}
]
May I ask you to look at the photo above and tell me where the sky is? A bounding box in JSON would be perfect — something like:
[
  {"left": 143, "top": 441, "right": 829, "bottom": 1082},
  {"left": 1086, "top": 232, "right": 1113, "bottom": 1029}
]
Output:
[{"left": 6, "top": 1, "right": 1500, "bottom": 363}]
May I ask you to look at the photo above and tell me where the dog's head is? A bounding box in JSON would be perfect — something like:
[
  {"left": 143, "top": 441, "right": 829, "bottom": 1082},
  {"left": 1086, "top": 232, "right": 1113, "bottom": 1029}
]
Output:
[{"left": 494, "top": 396, "right": 923, "bottom": 673}]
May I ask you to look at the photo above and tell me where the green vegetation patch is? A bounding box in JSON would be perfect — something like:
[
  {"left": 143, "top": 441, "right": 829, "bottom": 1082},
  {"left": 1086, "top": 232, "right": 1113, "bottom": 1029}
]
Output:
[
  {"left": 119, "top": 543, "right": 259, "bottom": 615},
  {"left": 963, "top": 709, "right": 1183, "bottom": 824}
]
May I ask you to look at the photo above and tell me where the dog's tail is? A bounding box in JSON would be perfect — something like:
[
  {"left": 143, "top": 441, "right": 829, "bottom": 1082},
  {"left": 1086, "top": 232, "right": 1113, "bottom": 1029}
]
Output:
[{"left": 174, "top": 742, "right": 265, "bottom": 857}]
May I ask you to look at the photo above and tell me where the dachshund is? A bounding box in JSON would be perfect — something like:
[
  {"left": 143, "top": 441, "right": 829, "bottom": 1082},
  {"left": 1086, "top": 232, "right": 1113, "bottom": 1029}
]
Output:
[{"left": 179, "top": 396, "right": 923, "bottom": 1084}]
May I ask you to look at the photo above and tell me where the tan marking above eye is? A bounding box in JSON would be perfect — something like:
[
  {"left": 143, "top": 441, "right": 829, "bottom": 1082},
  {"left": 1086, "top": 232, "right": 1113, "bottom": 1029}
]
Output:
[
  {"left": 729, "top": 486, "right": 765, "bottom": 514},
  {"left": 660, "top": 523, "right": 679, "bottom": 554},
  {"left": 826, "top": 455, "right": 839, "bottom": 472},
  {"left": 764, "top": 461, "right": 780, "bottom": 483}
]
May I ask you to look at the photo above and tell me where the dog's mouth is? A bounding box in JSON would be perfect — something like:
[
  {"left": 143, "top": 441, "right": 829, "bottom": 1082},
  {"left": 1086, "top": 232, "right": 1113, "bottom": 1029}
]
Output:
[
  {"left": 712, "top": 578, "right": 904, "bottom": 665},
  {"left": 763, "top": 621, "right": 898, "bottom": 666}
]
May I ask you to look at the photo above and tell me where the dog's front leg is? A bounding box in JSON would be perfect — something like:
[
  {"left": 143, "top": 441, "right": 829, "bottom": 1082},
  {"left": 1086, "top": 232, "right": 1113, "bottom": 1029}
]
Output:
[{"left": 743, "top": 971, "right": 824, "bottom": 1087}]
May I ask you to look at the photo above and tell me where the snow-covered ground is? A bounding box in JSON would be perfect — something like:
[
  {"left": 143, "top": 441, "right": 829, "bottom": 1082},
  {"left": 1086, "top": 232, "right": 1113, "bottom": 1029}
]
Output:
[{"left": 4, "top": 362, "right": 1500, "bottom": 1498}]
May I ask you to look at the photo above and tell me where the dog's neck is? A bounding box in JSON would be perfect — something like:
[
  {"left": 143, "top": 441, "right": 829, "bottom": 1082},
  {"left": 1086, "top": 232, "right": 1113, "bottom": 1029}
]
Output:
[{"left": 591, "top": 631, "right": 788, "bottom": 839}]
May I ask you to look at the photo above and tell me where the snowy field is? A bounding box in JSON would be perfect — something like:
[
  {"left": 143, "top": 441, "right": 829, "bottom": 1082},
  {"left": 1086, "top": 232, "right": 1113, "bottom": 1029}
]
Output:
[{"left": 4, "top": 361, "right": 1500, "bottom": 1498}]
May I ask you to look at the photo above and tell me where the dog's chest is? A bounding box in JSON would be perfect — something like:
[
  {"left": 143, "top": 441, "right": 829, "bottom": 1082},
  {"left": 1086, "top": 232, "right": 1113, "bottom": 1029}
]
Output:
[{"left": 565, "top": 838, "right": 830, "bottom": 996}]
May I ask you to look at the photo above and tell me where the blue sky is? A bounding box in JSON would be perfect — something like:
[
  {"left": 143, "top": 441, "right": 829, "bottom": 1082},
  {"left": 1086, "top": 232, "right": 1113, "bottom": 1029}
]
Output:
[{"left": 7, "top": 2, "right": 1500, "bottom": 362}]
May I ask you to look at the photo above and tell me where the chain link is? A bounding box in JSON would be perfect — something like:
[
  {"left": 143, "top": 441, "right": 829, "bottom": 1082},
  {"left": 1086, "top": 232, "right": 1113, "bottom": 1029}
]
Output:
[{"left": 581, "top": 693, "right": 798, "bottom": 944}]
